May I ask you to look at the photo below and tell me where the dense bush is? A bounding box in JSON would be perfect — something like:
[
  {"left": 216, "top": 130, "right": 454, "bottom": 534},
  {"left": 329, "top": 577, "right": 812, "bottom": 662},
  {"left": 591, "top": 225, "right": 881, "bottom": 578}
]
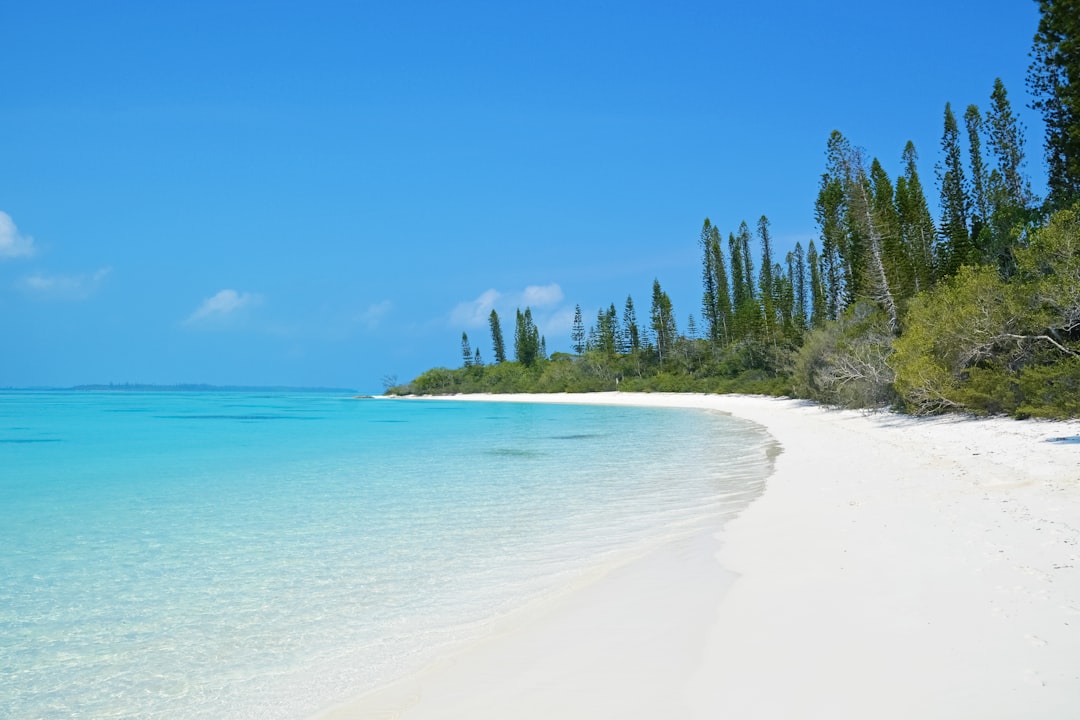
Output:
[{"left": 792, "top": 302, "right": 897, "bottom": 408}]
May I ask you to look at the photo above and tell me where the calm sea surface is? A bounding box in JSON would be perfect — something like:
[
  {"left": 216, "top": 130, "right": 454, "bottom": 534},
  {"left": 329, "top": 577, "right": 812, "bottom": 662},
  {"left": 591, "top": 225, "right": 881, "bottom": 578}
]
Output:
[{"left": 0, "top": 391, "right": 773, "bottom": 719}]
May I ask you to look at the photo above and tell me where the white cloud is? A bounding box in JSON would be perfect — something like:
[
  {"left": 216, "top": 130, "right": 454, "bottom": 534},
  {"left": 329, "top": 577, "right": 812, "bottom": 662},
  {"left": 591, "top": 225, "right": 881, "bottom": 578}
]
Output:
[
  {"left": 185, "top": 289, "right": 263, "bottom": 326},
  {"left": 451, "top": 288, "right": 502, "bottom": 328},
  {"left": 522, "top": 283, "right": 564, "bottom": 307},
  {"left": 0, "top": 211, "right": 36, "bottom": 259},
  {"left": 450, "top": 283, "right": 565, "bottom": 328},
  {"left": 541, "top": 305, "right": 577, "bottom": 337},
  {"left": 19, "top": 267, "right": 111, "bottom": 300},
  {"left": 357, "top": 300, "right": 393, "bottom": 330}
]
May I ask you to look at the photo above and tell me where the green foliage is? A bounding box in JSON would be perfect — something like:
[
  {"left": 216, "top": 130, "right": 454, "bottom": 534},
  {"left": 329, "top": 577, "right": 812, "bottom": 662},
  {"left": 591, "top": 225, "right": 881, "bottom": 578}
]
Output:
[
  {"left": 1016, "top": 358, "right": 1080, "bottom": 418},
  {"left": 938, "top": 103, "right": 973, "bottom": 273},
  {"left": 514, "top": 308, "right": 542, "bottom": 367},
  {"left": 892, "top": 211, "right": 1080, "bottom": 417},
  {"left": 892, "top": 265, "right": 1016, "bottom": 413},
  {"left": 489, "top": 310, "right": 507, "bottom": 363},
  {"left": 792, "top": 302, "right": 896, "bottom": 408},
  {"left": 394, "top": 64, "right": 1080, "bottom": 420},
  {"left": 1029, "top": 0, "right": 1080, "bottom": 208}
]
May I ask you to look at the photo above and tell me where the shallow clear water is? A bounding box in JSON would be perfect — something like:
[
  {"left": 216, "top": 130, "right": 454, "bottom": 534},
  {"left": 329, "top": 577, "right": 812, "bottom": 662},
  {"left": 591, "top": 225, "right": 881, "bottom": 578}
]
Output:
[{"left": 0, "top": 391, "right": 773, "bottom": 719}]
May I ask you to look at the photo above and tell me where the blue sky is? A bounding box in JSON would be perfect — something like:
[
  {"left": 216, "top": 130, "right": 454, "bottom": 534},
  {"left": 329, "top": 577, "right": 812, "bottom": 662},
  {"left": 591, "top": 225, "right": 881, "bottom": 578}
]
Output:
[{"left": 1, "top": 1, "right": 1047, "bottom": 391}]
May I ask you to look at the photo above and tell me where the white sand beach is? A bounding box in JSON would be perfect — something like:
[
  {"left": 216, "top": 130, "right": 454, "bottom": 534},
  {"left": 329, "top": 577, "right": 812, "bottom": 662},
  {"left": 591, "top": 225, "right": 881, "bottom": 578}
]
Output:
[{"left": 317, "top": 393, "right": 1080, "bottom": 719}]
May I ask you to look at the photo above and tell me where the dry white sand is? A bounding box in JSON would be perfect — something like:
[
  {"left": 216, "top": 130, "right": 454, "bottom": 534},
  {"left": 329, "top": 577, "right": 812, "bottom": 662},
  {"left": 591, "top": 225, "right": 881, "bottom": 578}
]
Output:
[{"left": 316, "top": 393, "right": 1080, "bottom": 719}]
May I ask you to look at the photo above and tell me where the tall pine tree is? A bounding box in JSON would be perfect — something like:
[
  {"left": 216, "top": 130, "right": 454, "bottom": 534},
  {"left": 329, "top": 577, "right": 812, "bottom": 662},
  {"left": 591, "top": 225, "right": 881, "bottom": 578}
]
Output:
[
  {"left": 938, "top": 102, "right": 973, "bottom": 273},
  {"left": 622, "top": 295, "right": 641, "bottom": 353},
  {"left": 1029, "top": 0, "right": 1080, "bottom": 208},
  {"left": 489, "top": 310, "right": 506, "bottom": 363},
  {"left": 650, "top": 279, "right": 677, "bottom": 364},
  {"left": 571, "top": 304, "right": 585, "bottom": 354},
  {"left": 895, "top": 141, "right": 939, "bottom": 292},
  {"left": 757, "top": 215, "right": 777, "bottom": 340}
]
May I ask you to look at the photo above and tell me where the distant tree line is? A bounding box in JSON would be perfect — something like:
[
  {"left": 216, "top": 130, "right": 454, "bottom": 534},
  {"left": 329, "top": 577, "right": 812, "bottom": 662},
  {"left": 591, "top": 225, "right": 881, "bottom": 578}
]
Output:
[{"left": 390, "top": 1, "right": 1080, "bottom": 418}]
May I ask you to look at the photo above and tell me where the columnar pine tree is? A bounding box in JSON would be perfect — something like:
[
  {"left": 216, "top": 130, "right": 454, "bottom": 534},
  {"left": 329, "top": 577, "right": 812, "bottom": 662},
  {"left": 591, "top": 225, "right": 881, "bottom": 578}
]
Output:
[
  {"left": 757, "top": 215, "right": 776, "bottom": 340},
  {"left": 773, "top": 262, "right": 795, "bottom": 338},
  {"left": 1029, "top": 0, "right": 1080, "bottom": 208},
  {"left": 461, "top": 332, "right": 473, "bottom": 367},
  {"left": 938, "top": 102, "right": 973, "bottom": 272},
  {"left": 731, "top": 223, "right": 762, "bottom": 339},
  {"left": 869, "top": 158, "right": 907, "bottom": 300},
  {"left": 699, "top": 218, "right": 720, "bottom": 345},
  {"left": 514, "top": 308, "right": 540, "bottom": 367},
  {"left": 592, "top": 306, "right": 617, "bottom": 356},
  {"left": 650, "top": 279, "right": 676, "bottom": 364},
  {"left": 844, "top": 150, "right": 900, "bottom": 332},
  {"left": 807, "top": 240, "right": 827, "bottom": 327},
  {"left": 571, "top": 304, "right": 585, "bottom": 354},
  {"left": 895, "top": 141, "right": 938, "bottom": 292},
  {"left": 622, "top": 295, "right": 641, "bottom": 353},
  {"left": 727, "top": 230, "right": 748, "bottom": 340},
  {"left": 987, "top": 78, "right": 1033, "bottom": 209},
  {"left": 738, "top": 221, "right": 755, "bottom": 300},
  {"left": 964, "top": 104, "right": 991, "bottom": 238},
  {"left": 825, "top": 131, "right": 862, "bottom": 302},
  {"left": 791, "top": 241, "right": 808, "bottom": 331},
  {"left": 708, "top": 225, "right": 733, "bottom": 346},
  {"left": 981, "top": 78, "right": 1037, "bottom": 274},
  {"left": 489, "top": 310, "right": 506, "bottom": 363},
  {"left": 815, "top": 173, "right": 846, "bottom": 318}
]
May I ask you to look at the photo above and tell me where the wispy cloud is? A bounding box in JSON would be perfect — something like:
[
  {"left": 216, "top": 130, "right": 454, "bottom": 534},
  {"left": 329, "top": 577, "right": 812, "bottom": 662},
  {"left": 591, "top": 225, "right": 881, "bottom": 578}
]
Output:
[
  {"left": 542, "top": 305, "right": 577, "bottom": 337},
  {"left": 0, "top": 211, "right": 36, "bottom": 259},
  {"left": 185, "top": 289, "right": 263, "bottom": 327},
  {"left": 19, "top": 267, "right": 111, "bottom": 300},
  {"left": 450, "top": 283, "right": 564, "bottom": 328},
  {"left": 356, "top": 300, "right": 393, "bottom": 330},
  {"left": 451, "top": 288, "right": 502, "bottom": 328},
  {"left": 522, "top": 283, "right": 564, "bottom": 307}
]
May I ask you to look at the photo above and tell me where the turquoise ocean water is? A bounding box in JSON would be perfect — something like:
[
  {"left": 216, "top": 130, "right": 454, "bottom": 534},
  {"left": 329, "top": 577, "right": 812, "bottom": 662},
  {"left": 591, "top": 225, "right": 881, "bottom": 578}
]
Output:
[{"left": 1, "top": 391, "right": 774, "bottom": 719}]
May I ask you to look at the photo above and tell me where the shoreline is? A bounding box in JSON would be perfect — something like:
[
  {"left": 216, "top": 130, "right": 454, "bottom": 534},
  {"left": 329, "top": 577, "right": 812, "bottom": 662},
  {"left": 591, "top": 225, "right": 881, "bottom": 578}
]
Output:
[{"left": 317, "top": 393, "right": 1080, "bottom": 719}]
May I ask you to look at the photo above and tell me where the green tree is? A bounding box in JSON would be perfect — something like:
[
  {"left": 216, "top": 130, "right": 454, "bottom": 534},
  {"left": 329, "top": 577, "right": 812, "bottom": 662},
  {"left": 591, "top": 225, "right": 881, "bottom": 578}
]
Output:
[
  {"left": 710, "top": 225, "right": 733, "bottom": 345},
  {"left": 757, "top": 215, "right": 777, "bottom": 339},
  {"left": 815, "top": 172, "right": 846, "bottom": 318},
  {"left": 807, "top": 240, "right": 827, "bottom": 327},
  {"left": 825, "top": 131, "right": 863, "bottom": 303},
  {"left": 700, "top": 219, "right": 733, "bottom": 348},
  {"left": 790, "top": 241, "right": 808, "bottom": 331},
  {"left": 489, "top": 309, "right": 507, "bottom": 363},
  {"left": 571, "top": 304, "right": 585, "bottom": 354},
  {"left": 514, "top": 308, "right": 541, "bottom": 367},
  {"left": 895, "top": 141, "right": 939, "bottom": 292},
  {"left": 1029, "top": 0, "right": 1080, "bottom": 208},
  {"left": 730, "top": 223, "right": 761, "bottom": 339},
  {"left": 461, "top": 332, "right": 473, "bottom": 367},
  {"left": 964, "top": 104, "right": 991, "bottom": 238},
  {"left": 987, "top": 78, "right": 1033, "bottom": 209},
  {"left": 938, "top": 103, "right": 972, "bottom": 273},
  {"left": 622, "top": 295, "right": 641, "bottom": 353},
  {"left": 591, "top": 305, "right": 618, "bottom": 356},
  {"left": 983, "top": 78, "right": 1036, "bottom": 275},
  {"left": 828, "top": 140, "right": 900, "bottom": 332},
  {"left": 650, "top": 279, "right": 677, "bottom": 364}
]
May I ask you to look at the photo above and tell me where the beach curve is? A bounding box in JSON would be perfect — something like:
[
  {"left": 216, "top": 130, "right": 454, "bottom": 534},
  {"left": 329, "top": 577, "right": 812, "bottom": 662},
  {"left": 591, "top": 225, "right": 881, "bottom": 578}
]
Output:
[{"left": 315, "top": 392, "right": 1080, "bottom": 719}]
